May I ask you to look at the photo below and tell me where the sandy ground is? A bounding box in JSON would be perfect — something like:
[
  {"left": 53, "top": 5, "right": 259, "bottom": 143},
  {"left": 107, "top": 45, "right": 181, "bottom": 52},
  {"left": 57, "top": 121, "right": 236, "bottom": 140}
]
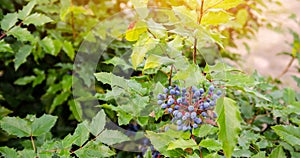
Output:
[{"left": 233, "top": 0, "right": 300, "bottom": 91}]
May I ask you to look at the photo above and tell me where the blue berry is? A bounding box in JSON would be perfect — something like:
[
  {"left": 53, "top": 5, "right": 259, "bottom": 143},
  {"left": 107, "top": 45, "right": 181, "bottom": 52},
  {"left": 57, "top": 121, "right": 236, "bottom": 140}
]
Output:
[
  {"left": 210, "top": 101, "right": 215, "bottom": 106},
  {"left": 212, "top": 94, "right": 218, "bottom": 100},
  {"left": 157, "top": 94, "right": 163, "bottom": 100},
  {"left": 182, "top": 125, "right": 188, "bottom": 131},
  {"left": 176, "top": 112, "right": 183, "bottom": 118},
  {"left": 201, "top": 112, "right": 207, "bottom": 117},
  {"left": 217, "top": 90, "right": 222, "bottom": 96},
  {"left": 177, "top": 98, "right": 183, "bottom": 104},
  {"left": 168, "top": 86, "right": 173, "bottom": 89},
  {"left": 173, "top": 110, "right": 178, "bottom": 116},
  {"left": 170, "top": 89, "right": 176, "bottom": 95},
  {"left": 157, "top": 100, "right": 163, "bottom": 105},
  {"left": 209, "top": 85, "right": 215, "bottom": 91},
  {"left": 204, "top": 102, "right": 209, "bottom": 109},
  {"left": 182, "top": 115, "right": 187, "bottom": 120},
  {"left": 199, "top": 88, "right": 204, "bottom": 94},
  {"left": 199, "top": 105, "right": 204, "bottom": 110},
  {"left": 208, "top": 91, "right": 213, "bottom": 95},
  {"left": 177, "top": 120, "right": 182, "bottom": 125},
  {"left": 182, "top": 88, "right": 186, "bottom": 93},
  {"left": 163, "top": 88, "right": 168, "bottom": 93},
  {"left": 184, "top": 112, "right": 190, "bottom": 118},
  {"left": 175, "top": 90, "right": 180, "bottom": 96},
  {"left": 194, "top": 117, "right": 202, "bottom": 124},
  {"left": 191, "top": 112, "right": 197, "bottom": 119},
  {"left": 206, "top": 98, "right": 210, "bottom": 102},
  {"left": 161, "top": 104, "right": 167, "bottom": 109},
  {"left": 165, "top": 126, "right": 169, "bottom": 131},
  {"left": 174, "top": 105, "right": 180, "bottom": 110},
  {"left": 177, "top": 125, "right": 182, "bottom": 130},
  {"left": 167, "top": 98, "right": 174, "bottom": 105},
  {"left": 188, "top": 106, "right": 194, "bottom": 112},
  {"left": 194, "top": 90, "right": 200, "bottom": 97},
  {"left": 168, "top": 108, "right": 173, "bottom": 113},
  {"left": 175, "top": 85, "right": 180, "bottom": 91},
  {"left": 193, "top": 124, "right": 198, "bottom": 128},
  {"left": 213, "top": 112, "right": 218, "bottom": 118}
]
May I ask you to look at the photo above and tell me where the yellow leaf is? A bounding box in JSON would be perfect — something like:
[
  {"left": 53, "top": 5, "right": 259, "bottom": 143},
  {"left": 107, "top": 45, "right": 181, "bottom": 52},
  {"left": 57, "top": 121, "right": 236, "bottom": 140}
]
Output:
[
  {"left": 125, "top": 21, "right": 147, "bottom": 41},
  {"left": 201, "top": 9, "right": 233, "bottom": 25}
]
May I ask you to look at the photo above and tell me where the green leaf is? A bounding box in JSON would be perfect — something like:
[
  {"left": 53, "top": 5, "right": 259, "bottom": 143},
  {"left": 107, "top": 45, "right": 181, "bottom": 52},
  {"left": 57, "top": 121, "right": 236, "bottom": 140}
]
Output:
[
  {"left": 49, "top": 91, "right": 70, "bottom": 113},
  {"left": 193, "top": 124, "right": 218, "bottom": 138},
  {"left": 74, "top": 141, "right": 115, "bottom": 158},
  {"left": 0, "top": 116, "right": 31, "bottom": 137},
  {"left": 32, "top": 69, "right": 45, "bottom": 87},
  {"left": 270, "top": 146, "right": 286, "bottom": 158},
  {"left": 283, "top": 88, "right": 296, "bottom": 104},
  {"left": 62, "top": 41, "right": 75, "bottom": 60},
  {"left": 252, "top": 151, "right": 266, "bottom": 158},
  {"left": 73, "top": 121, "right": 90, "bottom": 146},
  {"left": 40, "top": 37, "right": 62, "bottom": 56},
  {"left": 215, "top": 97, "right": 242, "bottom": 158},
  {"left": 68, "top": 100, "right": 82, "bottom": 122},
  {"left": 131, "top": 34, "right": 158, "bottom": 69},
  {"left": 0, "top": 41, "right": 13, "bottom": 53},
  {"left": 144, "top": 54, "right": 175, "bottom": 70},
  {"left": 202, "top": 9, "right": 233, "bottom": 26},
  {"left": 89, "top": 110, "right": 106, "bottom": 136},
  {"left": 173, "top": 64, "right": 205, "bottom": 87},
  {"left": 23, "top": 13, "right": 53, "bottom": 26},
  {"left": 97, "top": 129, "right": 130, "bottom": 145},
  {"left": 117, "top": 111, "right": 133, "bottom": 126},
  {"left": 18, "top": 0, "right": 36, "bottom": 20},
  {"left": 167, "top": 138, "right": 198, "bottom": 150},
  {"left": 17, "top": 149, "right": 36, "bottom": 158},
  {"left": 0, "top": 106, "right": 13, "bottom": 118},
  {"left": 14, "top": 45, "right": 32, "bottom": 70},
  {"left": 0, "top": 146, "right": 18, "bottom": 158},
  {"left": 272, "top": 125, "right": 300, "bottom": 146},
  {"left": 14, "top": 76, "right": 36, "bottom": 85},
  {"left": 1, "top": 12, "right": 18, "bottom": 31},
  {"left": 292, "top": 76, "right": 300, "bottom": 87},
  {"left": 31, "top": 114, "right": 57, "bottom": 136},
  {"left": 199, "top": 138, "right": 222, "bottom": 151},
  {"left": 145, "top": 131, "right": 173, "bottom": 151},
  {"left": 7, "top": 26, "right": 34, "bottom": 42}
]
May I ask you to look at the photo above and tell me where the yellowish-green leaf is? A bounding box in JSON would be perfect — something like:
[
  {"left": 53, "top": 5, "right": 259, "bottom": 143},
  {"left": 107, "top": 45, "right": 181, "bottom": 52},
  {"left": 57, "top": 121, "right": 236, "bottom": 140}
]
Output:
[
  {"left": 202, "top": 9, "right": 233, "bottom": 26},
  {"left": 14, "top": 76, "right": 36, "bottom": 85},
  {"left": 173, "top": 64, "right": 205, "bottom": 87},
  {"left": 23, "top": 13, "right": 53, "bottom": 26},
  {"left": 131, "top": 0, "right": 149, "bottom": 19},
  {"left": 167, "top": 138, "right": 198, "bottom": 150},
  {"left": 125, "top": 21, "right": 148, "bottom": 41},
  {"left": 270, "top": 146, "right": 286, "bottom": 158},
  {"left": 235, "top": 9, "right": 248, "bottom": 27},
  {"left": 204, "top": 0, "right": 243, "bottom": 10},
  {"left": 144, "top": 54, "right": 175, "bottom": 70},
  {"left": 272, "top": 125, "right": 300, "bottom": 146},
  {"left": 131, "top": 34, "right": 158, "bottom": 69},
  {"left": 62, "top": 41, "right": 75, "bottom": 60},
  {"left": 18, "top": 0, "right": 37, "bottom": 20},
  {"left": 68, "top": 100, "right": 82, "bottom": 122}
]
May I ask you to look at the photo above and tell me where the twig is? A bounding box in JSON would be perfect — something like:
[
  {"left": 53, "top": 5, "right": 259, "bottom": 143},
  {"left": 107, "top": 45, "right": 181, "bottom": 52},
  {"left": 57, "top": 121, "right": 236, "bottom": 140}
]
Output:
[
  {"left": 70, "top": 0, "right": 76, "bottom": 39},
  {"left": 169, "top": 65, "right": 173, "bottom": 86},
  {"left": 276, "top": 57, "right": 295, "bottom": 79},
  {"left": 0, "top": 33, "right": 6, "bottom": 40},
  {"left": 193, "top": 0, "right": 205, "bottom": 64}
]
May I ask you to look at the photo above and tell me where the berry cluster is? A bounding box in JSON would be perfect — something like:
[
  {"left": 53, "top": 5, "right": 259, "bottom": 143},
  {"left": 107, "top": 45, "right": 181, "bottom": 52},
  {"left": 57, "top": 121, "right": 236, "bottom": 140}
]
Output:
[{"left": 157, "top": 85, "right": 222, "bottom": 131}]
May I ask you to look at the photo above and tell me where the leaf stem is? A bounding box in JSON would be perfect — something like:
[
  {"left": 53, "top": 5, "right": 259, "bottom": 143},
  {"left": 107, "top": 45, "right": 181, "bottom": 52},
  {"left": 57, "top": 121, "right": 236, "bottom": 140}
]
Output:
[
  {"left": 30, "top": 134, "right": 37, "bottom": 153},
  {"left": 70, "top": 0, "right": 76, "bottom": 39}
]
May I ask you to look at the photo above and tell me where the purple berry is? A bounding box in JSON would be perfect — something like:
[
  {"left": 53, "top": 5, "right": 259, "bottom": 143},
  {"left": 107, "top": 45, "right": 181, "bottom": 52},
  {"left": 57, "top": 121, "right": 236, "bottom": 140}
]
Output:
[
  {"left": 193, "top": 124, "right": 198, "bottom": 128},
  {"left": 182, "top": 88, "right": 186, "bottom": 93},
  {"left": 213, "top": 112, "right": 218, "bottom": 118},
  {"left": 201, "top": 112, "right": 207, "bottom": 117},
  {"left": 182, "top": 125, "right": 188, "bottom": 131},
  {"left": 175, "top": 90, "right": 180, "bottom": 96},
  {"left": 177, "top": 125, "right": 182, "bottom": 130},
  {"left": 157, "top": 94, "right": 163, "bottom": 100},
  {"left": 161, "top": 104, "right": 167, "bottom": 109},
  {"left": 210, "top": 101, "right": 215, "bottom": 106},
  {"left": 177, "top": 98, "right": 183, "bottom": 104},
  {"left": 194, "top": 90, "right": 201, "bottom": 97},
  {"left": 182, "top": 115, "right": 187, "bottom": 120},
  {"left": 184, "top": 112, "right": 190, "bottom": 118},
  {"left": 174, "top": 105, "right": 180, "bottom": 110},
  {"left": 204, "top": 102, "right": 209, "bottom": 109}
]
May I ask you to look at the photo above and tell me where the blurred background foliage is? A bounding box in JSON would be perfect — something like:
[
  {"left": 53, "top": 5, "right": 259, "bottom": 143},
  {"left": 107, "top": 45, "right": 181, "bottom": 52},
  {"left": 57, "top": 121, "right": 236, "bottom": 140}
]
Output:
[{"left": 0, "top": 0, "right": 299, "bottom": 157}]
